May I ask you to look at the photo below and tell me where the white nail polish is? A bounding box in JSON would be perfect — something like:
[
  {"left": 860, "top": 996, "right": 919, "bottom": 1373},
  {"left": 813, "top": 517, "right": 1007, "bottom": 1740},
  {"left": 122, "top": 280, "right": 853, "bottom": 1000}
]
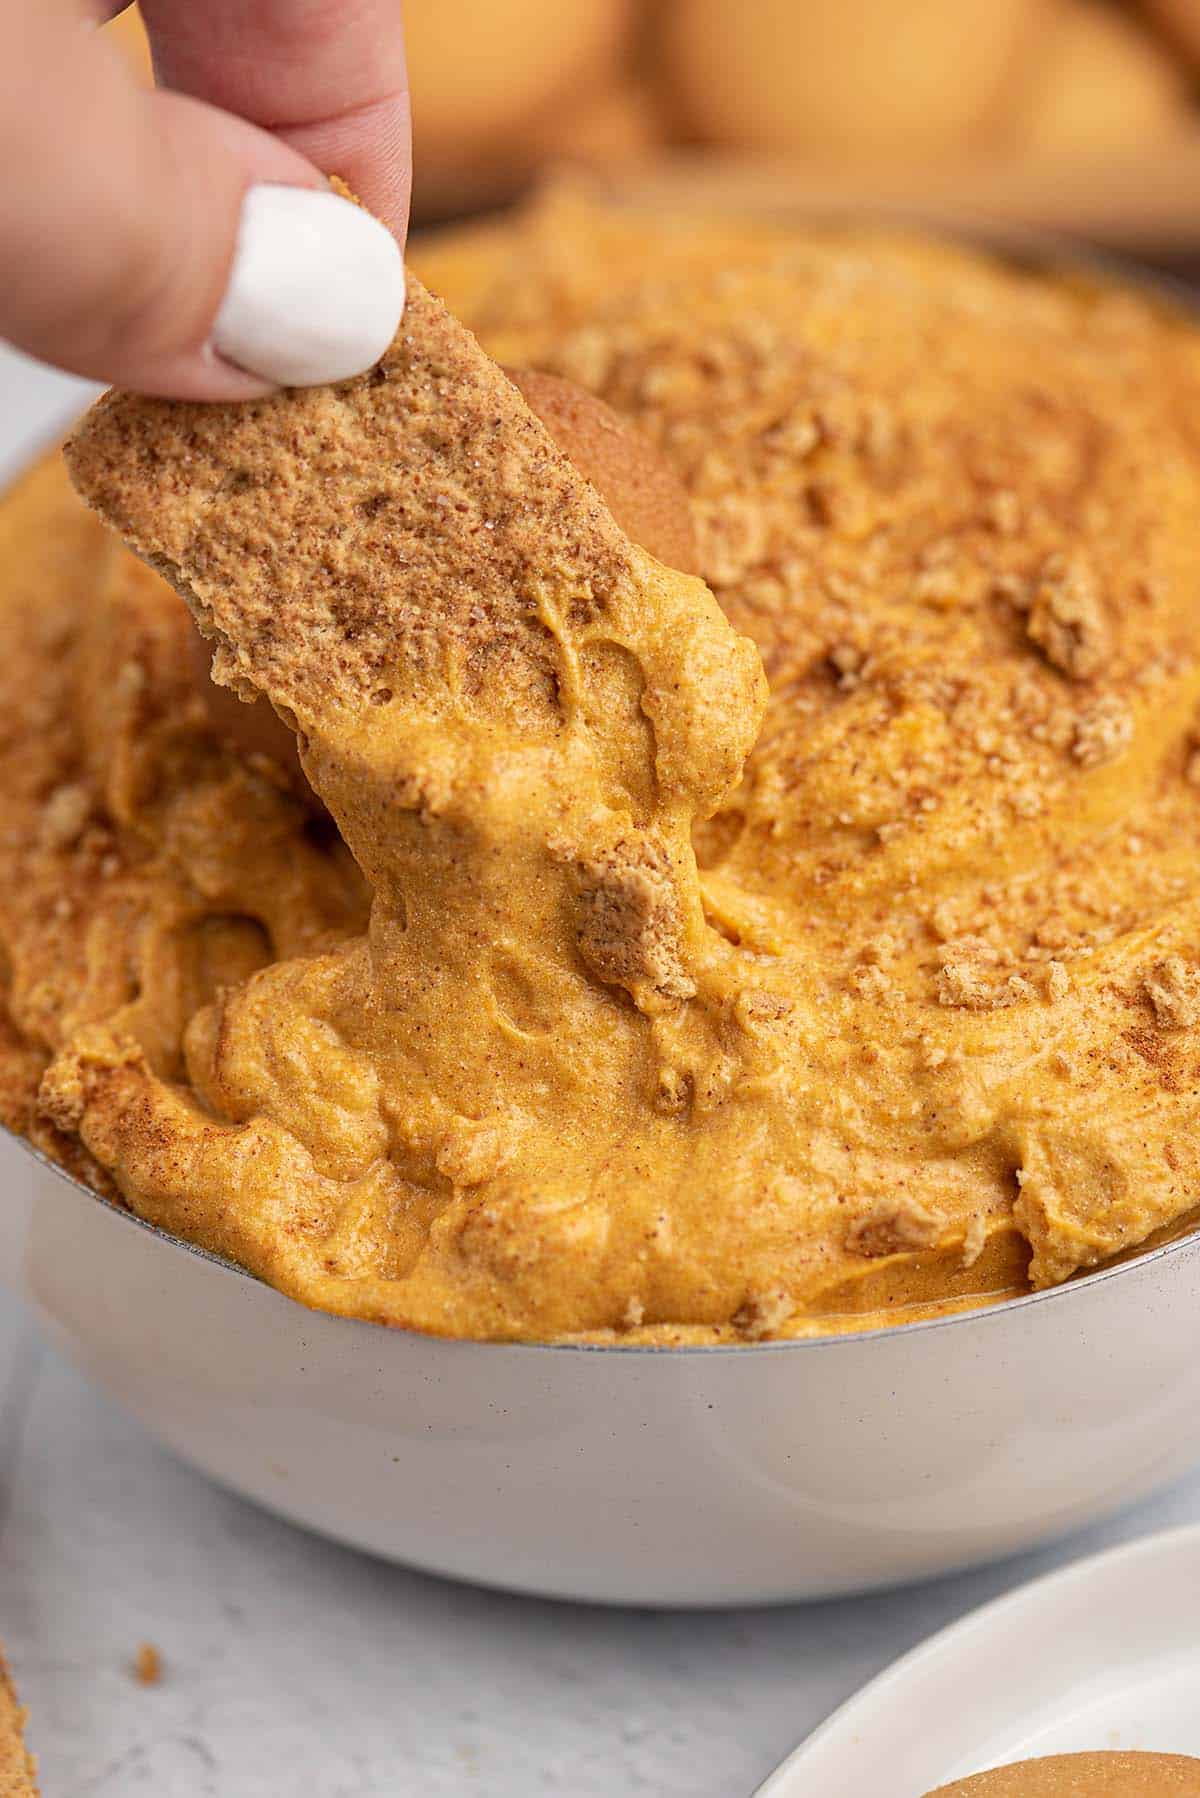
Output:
[{"left": 213, "top": 186, "right": 405, "bottom": 388}]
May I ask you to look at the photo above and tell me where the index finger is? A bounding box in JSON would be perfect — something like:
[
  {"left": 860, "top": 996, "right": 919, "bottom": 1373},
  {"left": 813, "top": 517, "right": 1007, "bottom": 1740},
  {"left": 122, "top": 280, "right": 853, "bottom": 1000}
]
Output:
[{"left": 137, "top": 0, "right": 411, "bottom": 239}]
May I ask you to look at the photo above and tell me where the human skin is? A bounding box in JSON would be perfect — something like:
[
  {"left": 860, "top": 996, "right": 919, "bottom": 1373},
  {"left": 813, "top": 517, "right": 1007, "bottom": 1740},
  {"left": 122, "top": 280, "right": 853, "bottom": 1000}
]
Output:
[{"left": 0, "top": 0, "right": 411, "bottom": 397}]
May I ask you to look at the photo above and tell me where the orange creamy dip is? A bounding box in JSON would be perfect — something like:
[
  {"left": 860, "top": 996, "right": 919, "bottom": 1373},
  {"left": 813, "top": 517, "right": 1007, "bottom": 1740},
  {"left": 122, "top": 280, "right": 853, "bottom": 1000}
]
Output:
[{"left": 4, "top": 192, "right": 1200, "bottom": 1343}]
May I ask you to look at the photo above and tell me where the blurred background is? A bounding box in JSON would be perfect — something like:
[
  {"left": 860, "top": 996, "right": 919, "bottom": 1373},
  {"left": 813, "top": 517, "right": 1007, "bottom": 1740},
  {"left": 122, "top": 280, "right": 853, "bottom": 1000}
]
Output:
[{"left": 108, "top": 0, "right": 1200, "bottom": 251}]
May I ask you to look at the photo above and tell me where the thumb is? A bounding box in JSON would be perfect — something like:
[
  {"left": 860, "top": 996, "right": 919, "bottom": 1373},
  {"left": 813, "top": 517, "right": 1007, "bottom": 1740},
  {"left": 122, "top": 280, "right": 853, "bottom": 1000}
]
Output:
[{"left": 0, "top": 3, "right": 405, "bottom": 398}]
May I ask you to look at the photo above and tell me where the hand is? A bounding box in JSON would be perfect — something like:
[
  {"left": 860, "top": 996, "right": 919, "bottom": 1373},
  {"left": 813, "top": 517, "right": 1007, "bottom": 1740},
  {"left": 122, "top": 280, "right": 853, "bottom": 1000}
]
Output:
[{"left": 0, "top": 0, "right": 410, "bottom": 397}]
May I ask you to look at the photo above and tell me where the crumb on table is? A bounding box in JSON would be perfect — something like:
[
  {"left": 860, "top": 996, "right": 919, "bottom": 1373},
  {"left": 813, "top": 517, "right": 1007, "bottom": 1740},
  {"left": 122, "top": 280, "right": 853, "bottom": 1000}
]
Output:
[{"left": 132, "top": 1643, "right": 162, "bottom": 1686}]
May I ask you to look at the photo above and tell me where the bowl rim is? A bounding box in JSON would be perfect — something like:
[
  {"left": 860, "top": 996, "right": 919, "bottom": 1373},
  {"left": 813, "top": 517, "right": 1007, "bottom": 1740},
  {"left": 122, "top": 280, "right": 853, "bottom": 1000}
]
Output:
[
  {"left": 8, "top": 1114, "right": 1199, "bottom": 1358},
  {"left": 7, "top": 221, "right": 1200, "bottom": 1360}
]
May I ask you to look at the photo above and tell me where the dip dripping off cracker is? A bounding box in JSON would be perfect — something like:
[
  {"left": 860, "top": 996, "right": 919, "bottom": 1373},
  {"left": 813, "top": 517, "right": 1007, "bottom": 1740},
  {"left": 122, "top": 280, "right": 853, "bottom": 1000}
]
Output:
[{"left": 58, "top": 266, "right": 771, "bottom": 1340}]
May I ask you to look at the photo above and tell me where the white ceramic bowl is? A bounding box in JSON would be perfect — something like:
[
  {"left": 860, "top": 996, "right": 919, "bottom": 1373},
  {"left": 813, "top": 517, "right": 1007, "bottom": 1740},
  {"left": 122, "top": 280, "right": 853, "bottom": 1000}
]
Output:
[
  {"left": 2, "top": 1123, "right": 1199, "bottom": 1606},
  {"left": 5, "top": 242, "right": 1200, "bottom": 1607}
]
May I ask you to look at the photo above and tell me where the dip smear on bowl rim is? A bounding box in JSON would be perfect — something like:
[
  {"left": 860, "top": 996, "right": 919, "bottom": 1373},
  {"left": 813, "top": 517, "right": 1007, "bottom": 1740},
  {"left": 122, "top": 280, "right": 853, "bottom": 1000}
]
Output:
[{"left": 4, "top": 188, "right": 1200, "bottom": 1346}]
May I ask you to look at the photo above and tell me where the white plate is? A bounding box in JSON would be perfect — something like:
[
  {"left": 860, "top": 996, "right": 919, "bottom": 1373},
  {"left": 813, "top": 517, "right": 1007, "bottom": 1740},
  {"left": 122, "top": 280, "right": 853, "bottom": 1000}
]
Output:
[{"left": 758, "top": 1523, "right": 1200, "bottom": 1796}]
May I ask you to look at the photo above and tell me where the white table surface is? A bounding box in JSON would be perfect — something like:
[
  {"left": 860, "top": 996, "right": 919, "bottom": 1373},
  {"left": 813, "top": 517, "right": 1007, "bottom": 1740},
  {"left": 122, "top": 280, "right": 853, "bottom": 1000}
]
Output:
[{"left": 3, "top": 346, "right": 1200, "bottom": 1798}]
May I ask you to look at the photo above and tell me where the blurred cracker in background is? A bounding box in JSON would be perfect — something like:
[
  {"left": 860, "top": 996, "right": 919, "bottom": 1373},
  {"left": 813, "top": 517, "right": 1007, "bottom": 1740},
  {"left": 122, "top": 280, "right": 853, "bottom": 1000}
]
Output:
[
  {"left": 656, "top": 0, "right": 1044, "bottom": 157},
  {"left": 974, "top": 0, "right": 1186, "bottom": 152},
  {"left": 102, "top": 1, "right": 1200, "bottom": 248},
  {"left": 404, "top": 0, "right": 637, "bottom": 214},
  {"left": 1140, "top": 0, "right": 1200, "bottom": 70}
]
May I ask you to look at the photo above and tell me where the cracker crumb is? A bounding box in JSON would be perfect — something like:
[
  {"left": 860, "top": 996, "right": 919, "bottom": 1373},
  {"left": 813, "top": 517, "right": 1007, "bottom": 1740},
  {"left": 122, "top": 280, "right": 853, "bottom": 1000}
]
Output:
[
  {"left": 1071, "top": 695, "right": 1133, "bottom": 768},
  {"left": 960, "top": 1211, "right": 987, "bottom": 1268},
  {"left": 1026, "top": 553, "right": 1110, "bottom": 680},
  {"left": 849, "top": 963, "right": 891, "bottom": 998},
  {"left": 693, "top": 496, "right": 767, "bottom": 587},
  {"left": 983, "top": 488, "right": 1021, "bottom": 536},
  {"left": 1009, "top": 785, "right": 1044, "bottom": 820},
  {"left": 846, "top": 1196, "right": 942, "bottom": 1258},
  {"left": 1142, "top": 955, "right": 1200, "bottom": 1029},
  {"left": 911, "top": 565, "right": 962, "bottom": 608},
  {"left": 1044, "top": 960, "right": 1070, "bottom": 1002},
  {"left": 39, "top": 783, "right": 91, "bottom": 851},
  {"left": 935, "top": 939, "right": 1033, "bottom": 1010},
  {"left": 132, "top": 1643, "right": 162, "bottom": 1686},
  {"left": 571, "top": 836, "right": 696, "bottom": 1002},
  {"left": 732, "top": 1285, "right": 795, "bottom": 1338},
  {"left": 828, "top": 641, "right": 867, "bottom": 689}
]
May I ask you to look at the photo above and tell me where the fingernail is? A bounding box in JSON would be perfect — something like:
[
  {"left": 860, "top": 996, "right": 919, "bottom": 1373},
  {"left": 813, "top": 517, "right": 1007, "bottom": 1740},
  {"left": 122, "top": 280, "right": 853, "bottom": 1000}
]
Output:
[{"left": 213, "top": 185, "right": 405, "bottom": 388}]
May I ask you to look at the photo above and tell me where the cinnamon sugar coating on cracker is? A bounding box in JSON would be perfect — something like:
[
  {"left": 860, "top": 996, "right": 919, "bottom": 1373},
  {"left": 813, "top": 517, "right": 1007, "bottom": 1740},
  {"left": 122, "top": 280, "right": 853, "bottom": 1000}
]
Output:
[{"left": 68, "top": 279, "right": 621, "bottom": 733}]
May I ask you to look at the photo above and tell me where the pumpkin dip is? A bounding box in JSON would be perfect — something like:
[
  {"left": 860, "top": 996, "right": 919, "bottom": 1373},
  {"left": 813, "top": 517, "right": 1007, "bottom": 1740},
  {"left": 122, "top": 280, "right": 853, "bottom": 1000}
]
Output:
[{"left": 4, "top": 191, "right": 1200, "bottom": 1344}]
